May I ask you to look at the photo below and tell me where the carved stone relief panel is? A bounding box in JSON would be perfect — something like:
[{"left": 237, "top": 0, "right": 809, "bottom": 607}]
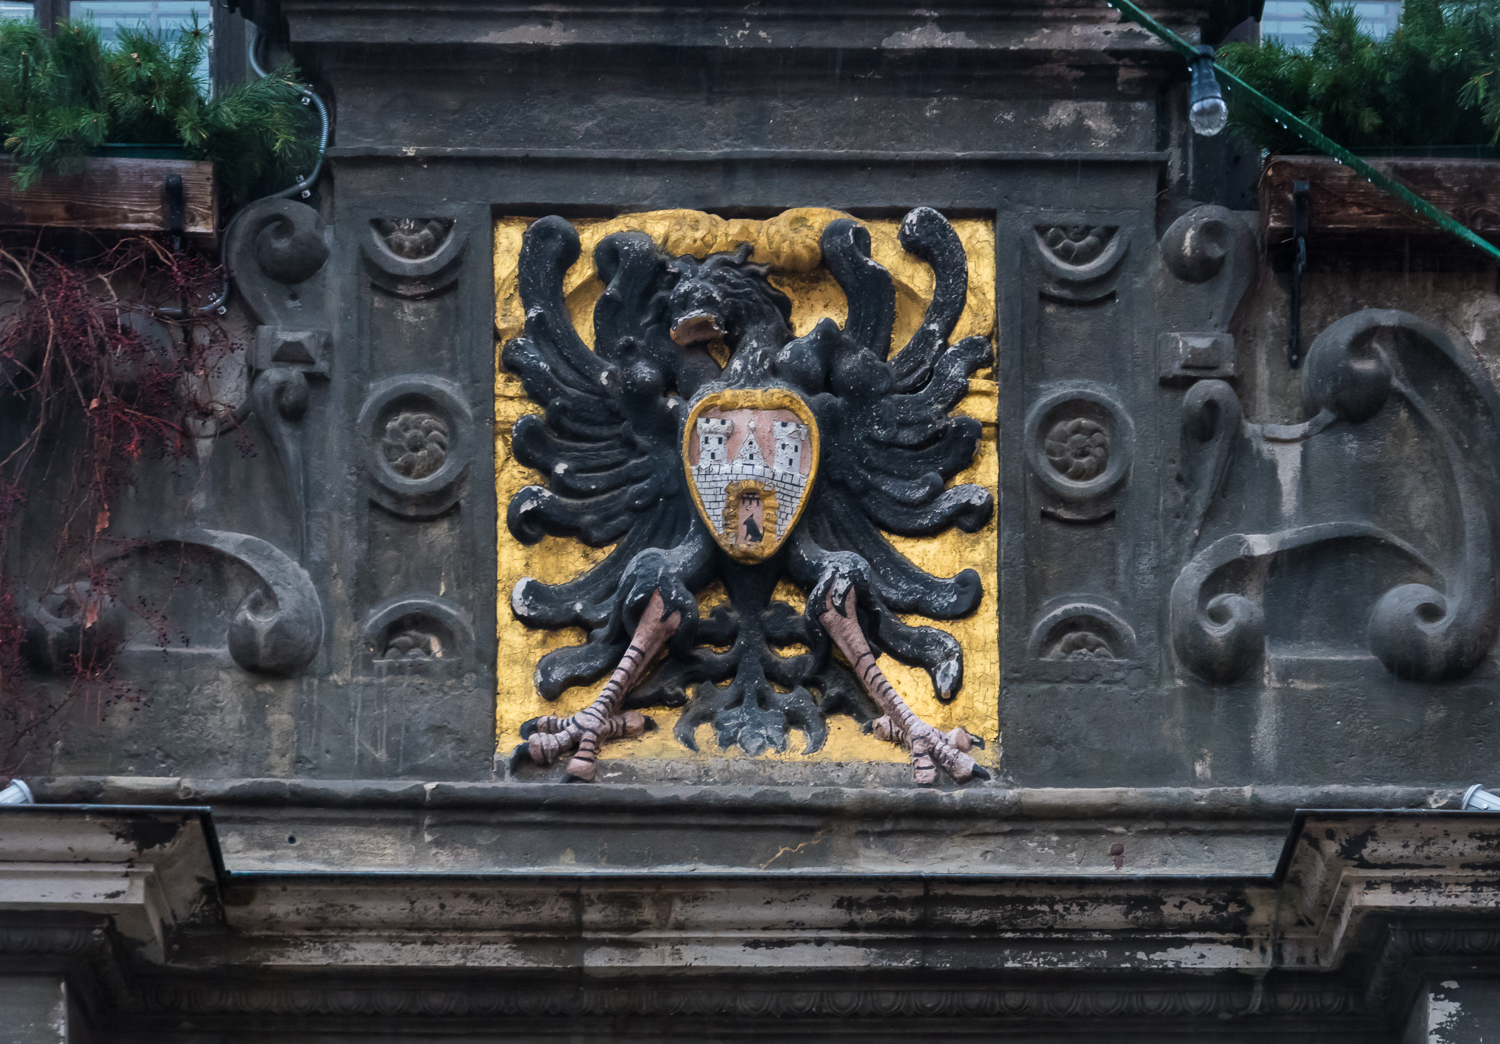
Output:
[
  {"left": 348, "top": 208, "right": 487, "bottom": 685},
  {"left": 493, "top": 209, "right": 999, "bottom": 781},
  {"left": 24, "top": 201, "right": 335, "bottom": 690},
  {"left": 1170, "top": 309, "right": 1500, "bottom": 685},
  {"left": 1000, "top": 209, "right": 1149, "bottom": 688}
]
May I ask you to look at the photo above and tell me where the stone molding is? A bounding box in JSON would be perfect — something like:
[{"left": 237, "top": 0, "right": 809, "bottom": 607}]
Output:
[
  {"left": 235, "top": 0, "right": 1252, "bottom": 58},
  {"left": 0, "top": 807, "right": 221, "bottom": 962},
  {"left": 26, "top": 777, "right": 1457, "bottom": 818},
  {"left": 127, "top": 979, "right": 1369, "bottom": 1021},
  {"left": 6, "top": 805, "right": 1500, "bottom": 1035},
  {"left": 1364, "top": 925, "right": 1500, "bottom": 1015}
]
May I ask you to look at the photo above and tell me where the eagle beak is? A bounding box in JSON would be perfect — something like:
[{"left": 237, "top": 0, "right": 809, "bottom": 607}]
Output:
[{"left": 670, "top": 312, "right": 725, "bottom": 347}]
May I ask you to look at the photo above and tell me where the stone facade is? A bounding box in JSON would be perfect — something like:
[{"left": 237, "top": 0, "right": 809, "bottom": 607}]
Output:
[{"left": 3, "top": 0, "right": 1500, "bottom": 1041}]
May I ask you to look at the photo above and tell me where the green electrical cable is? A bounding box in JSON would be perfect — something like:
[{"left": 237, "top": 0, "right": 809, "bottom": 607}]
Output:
[{"left": 1106, "top": 0, "right": 1500, "bottom": 264}]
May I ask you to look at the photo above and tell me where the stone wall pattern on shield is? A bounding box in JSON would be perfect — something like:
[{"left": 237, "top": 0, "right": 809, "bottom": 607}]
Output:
[{"left": 494, "top": 209, "right": 999, "bottom": 778}]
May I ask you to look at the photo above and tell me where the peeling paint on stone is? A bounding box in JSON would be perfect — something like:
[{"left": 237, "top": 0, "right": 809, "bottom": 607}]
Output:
[{"left": 880, "top": 24, "right": 980, "bottom": 49}]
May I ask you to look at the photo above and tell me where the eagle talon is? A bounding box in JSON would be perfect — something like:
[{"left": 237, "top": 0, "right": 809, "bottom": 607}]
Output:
[
  {"left": 515, "top": 592, "right": 680, "bottom": 782},
  {"left": 520, "top": 715, "right": 571, "bottom": 739},
  {"left": 820, "top": 589, "right": 986, "bottom": 786},
  {"left": 507, "top": 742, "right": 534, "bottom": 773}
]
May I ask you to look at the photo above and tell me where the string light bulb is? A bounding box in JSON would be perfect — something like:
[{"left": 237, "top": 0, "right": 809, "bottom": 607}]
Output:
[{"left": 1188, "top": 44, "right": 1228, "bottom": 136}]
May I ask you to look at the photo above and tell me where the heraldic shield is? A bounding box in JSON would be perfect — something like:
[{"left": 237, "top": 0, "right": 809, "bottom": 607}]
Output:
[{"left": 682, "top": 388, "right": 820, "bottom": 563}]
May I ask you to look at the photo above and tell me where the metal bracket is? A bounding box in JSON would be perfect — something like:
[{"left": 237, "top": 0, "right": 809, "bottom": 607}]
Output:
[{"left": 1289, "top": 179, "right": 1309, "bottom": 369}]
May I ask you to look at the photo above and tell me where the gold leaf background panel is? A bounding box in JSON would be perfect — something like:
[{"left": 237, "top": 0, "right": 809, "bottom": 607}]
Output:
[{"left": 494, "top": 209, "right": 998, "bottom": 768}]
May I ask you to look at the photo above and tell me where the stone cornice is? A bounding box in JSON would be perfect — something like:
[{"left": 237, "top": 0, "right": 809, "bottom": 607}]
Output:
[
  {"left": 232, "top": 0, "right": 1259, "bottom": 55},
  {"left": 6, "top": 803, "right": 1500, "bottom": 1032},
  {"left": 29, "top": 776, "right": 1454, "bottom": 819},
  {"left": 19, "top": 780, "right": 1450, "bottom": 878},
  {"left": 0, "top": 806, "right": 223, "bottom": 961}
]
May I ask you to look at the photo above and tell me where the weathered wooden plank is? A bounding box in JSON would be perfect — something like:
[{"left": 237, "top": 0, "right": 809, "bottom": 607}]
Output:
[
  {"left": 0, "top": 155, "right": 216, "bottom": 234},
  {"left": 1261, "top": 155, "right": 1500, "bottom": 249}
]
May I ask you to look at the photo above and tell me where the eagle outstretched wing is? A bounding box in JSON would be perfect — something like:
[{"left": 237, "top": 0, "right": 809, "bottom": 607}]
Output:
[
  {"left": 503, "top": 216, "right": 713, "bottom": 700},
  {"left": 782, "top": 207, "right": 995, "bottom": 702}
]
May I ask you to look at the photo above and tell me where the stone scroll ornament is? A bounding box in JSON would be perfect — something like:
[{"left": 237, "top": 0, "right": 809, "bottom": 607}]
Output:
[
  {"left": 504, "top": 208, "right": 993, "bottom": 784},
  {"left": 1171, "top": 310, "right": 1500, "bottom": 684}
]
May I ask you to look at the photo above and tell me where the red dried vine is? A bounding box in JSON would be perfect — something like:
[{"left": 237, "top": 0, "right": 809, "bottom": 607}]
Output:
[{"left": 0, "top": 233, "right": 242, "bottom": 778}]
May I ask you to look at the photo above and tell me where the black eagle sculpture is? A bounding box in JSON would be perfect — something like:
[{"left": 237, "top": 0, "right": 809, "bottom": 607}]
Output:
[{"left": 504, "top": 208, "right": 994, "bottom": 784}]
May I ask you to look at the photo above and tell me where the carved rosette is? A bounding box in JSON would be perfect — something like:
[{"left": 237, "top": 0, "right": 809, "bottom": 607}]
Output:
[
  {"left": 363, "top": 216, "right": 468, "bottom": 297},
  {"left": 1044, "top": 417, "right": 1110, "bottom": 481},
  {"left": 1024, "top": 382, "right": 1134, "bottom": 521},
  {"left": 382, "top": 411, "right": 450, "bottom": 479},
  {"left": 373, "top": 217, "right": 456, "bottom": 260},
  {"left": 359, "top": 376, "right": 473, "bottom": 518},
  {"left": 358, "top": 595, "right": 473, "bottom": 676},
  {"left": 1027, "top": 601, "right": 1137, "bottom": 666}
]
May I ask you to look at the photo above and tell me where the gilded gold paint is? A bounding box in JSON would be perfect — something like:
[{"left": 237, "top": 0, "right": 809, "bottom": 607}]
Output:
[{"left": 495, "top": 210, "right": 999, "bottom": 767}]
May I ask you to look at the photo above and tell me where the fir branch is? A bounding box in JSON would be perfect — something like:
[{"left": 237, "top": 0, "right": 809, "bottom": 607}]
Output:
[
  {"left": 1219, "top": 0, "right": 1500, "bottom": 152},
  {"left": 0, "top": 14, "right": 317, "bottom": 206}
]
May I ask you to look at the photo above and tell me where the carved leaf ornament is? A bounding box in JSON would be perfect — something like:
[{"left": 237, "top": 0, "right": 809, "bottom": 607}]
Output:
[{"left": 503, "top": 208, "right": 993, "bottom": 783}]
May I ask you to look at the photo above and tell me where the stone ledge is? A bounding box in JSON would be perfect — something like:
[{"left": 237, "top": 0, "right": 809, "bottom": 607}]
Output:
[{"left": 27, "top": 776, "right": 1456, "bottom": 818}]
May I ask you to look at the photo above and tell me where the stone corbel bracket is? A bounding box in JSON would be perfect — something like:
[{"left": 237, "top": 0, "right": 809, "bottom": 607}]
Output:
[
  {"left": 1170, "top": 309, "right": 1500, "bottom": 684},
  {"left": 1277, "top": 810, "right": 1500, "bottom": 987},
  {"left": 226, "top": 199, "right": 333, "bottom": 560},
  {"left": 1156, "top": 205, "right": 1257, "bottom": 385}
]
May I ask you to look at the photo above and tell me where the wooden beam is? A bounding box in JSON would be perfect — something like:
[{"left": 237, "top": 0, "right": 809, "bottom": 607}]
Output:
[
  {"left": 1262, "top": 155, "right": 1500, "bottom": 253},
  {"left": 0, "top": 156, "right": 216, "bottom": 235}
]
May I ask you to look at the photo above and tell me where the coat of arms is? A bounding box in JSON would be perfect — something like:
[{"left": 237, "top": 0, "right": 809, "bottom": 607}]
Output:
[
  {"left": 683, "top": 389, "right": 818, "bottom": 562},
  {"left": 501, "top": 209, "right": 992, "bottom": 784}
]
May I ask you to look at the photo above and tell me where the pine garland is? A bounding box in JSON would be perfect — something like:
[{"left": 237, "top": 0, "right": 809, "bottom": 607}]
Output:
[
  {"left": 1219, "top": 0, "right": 1500, "bottom": 152},
  {"left": 0, "top": 16, "right": 318, "bottom": 205}
]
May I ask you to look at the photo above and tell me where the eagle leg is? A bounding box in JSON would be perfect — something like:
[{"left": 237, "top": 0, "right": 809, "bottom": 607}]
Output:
[
  {"left": 524, "top": 591, "right": 680, "bottom": 781},
  {"left": 819, "top": 588, "right": 986, "bottom": 785}
]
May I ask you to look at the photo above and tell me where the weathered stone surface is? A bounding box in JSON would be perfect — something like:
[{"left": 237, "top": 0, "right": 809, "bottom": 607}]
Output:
[{"left": 5, "top": 0, "right": 1500, "bottom": 1039}]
